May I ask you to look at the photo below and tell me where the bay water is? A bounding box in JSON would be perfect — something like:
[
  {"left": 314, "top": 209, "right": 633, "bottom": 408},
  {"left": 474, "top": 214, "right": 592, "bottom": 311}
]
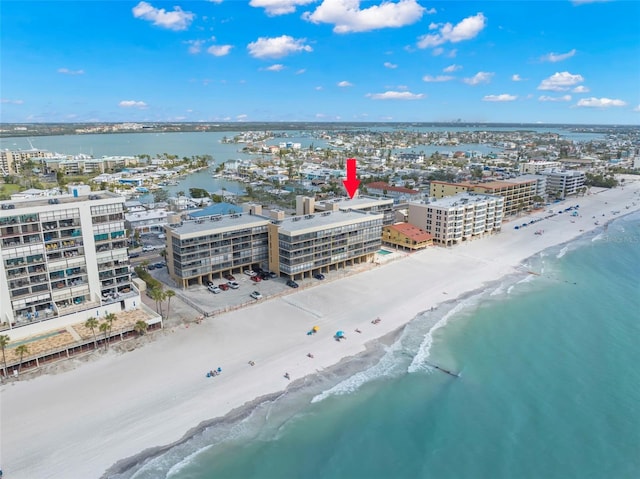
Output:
[{"left": 113, "top": 213, "right": 639, "bottom": 479}]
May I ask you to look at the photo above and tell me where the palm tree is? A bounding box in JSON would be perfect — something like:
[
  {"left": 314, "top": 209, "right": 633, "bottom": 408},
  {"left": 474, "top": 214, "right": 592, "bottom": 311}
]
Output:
[
  {"left": 149, "top": 287, "right": 166, "bottom": 317},
  {"left": 134, "top": 320, "right": 148, "bottom": 336},
  {"left": 0, "top": 334, "right": 10, "bottom": 378},
  {"left": 104, "top": 313, "right": 117, "bottom": 342},
  {"left": 165, "top": 289, "right": 176, "bottom": 320},
  {"left": 99, "top": 322, "right": 110, "bottom": 350},
  {"left": 15, "top": 344, "right": 29, "bottom": 374},
  {"left": 85, "top": 317, "right": 99, "bottom": 349}
]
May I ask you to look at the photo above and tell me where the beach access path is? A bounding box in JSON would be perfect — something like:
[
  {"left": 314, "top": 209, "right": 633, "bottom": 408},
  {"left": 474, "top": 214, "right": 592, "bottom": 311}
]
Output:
[{"left": 2, "top": 180, "right": 639, "bottom": 479}]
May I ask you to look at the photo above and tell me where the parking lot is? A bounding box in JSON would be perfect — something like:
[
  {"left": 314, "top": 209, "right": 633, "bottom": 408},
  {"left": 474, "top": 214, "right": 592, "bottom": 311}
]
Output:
[{"left": 142, "top": 247, "right": 407, "bottom": 317}]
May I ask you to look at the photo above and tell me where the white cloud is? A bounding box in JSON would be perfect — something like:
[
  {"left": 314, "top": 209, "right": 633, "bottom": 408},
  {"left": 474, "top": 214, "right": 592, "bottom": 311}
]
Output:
[
  {"left": 417, "top": 12, "right": 486, "bottom": 48},
  {"left": 384, "top": 61, "right": 398, "bottom": 69},
  {"left": 538, "top": 71, "right": 584, "bottom": 91},
  {"left": 1, "top": 98, "right": 24, "bottom": 105},
  {"left": 296, "top": 69, "right": 306, "bottom": 74},
  {"left": 425, "top": 7, "right": 437, "bottom": 14},
  {"left": 236, "top": 114, "right": 248, "bottom": 121},
  {"left": 118, "top": 100, "right": 148, "bottom": 109},
  {"left": 512, "top": 74, "right": 523, "bottom": 81},
  {"left": 538, "top": 95, "right": 572, "bottom": 102},
  {"left": 422, "top": 75, "right": 454, "bottom": 82},
  {"left": 132, "top": 1, "right": 195, "bottom": 31},
  {"left": 303, "top": 0, "right": 426, "bottom": 33},
  {"left": 366, "top": 91, "right": 425, "bottom": 100},
  {"left": 633, "top": 104, "right": 640, "bottom": 112},
  {"left": 443, "top": 64, "right": 461, "bottom": 73},
  {"left": 57, "top": 68, "right": 84, "bottom": 75},
  {"left": 250, "top": 0, "right": 315, "bottom": 16},
  {"left": 315, "top": 86, "right": 324, "bottom": 90},
  {"left": 463, "top": 71, "right": 494, "bottom": 85},
  {"left": 483, "top": 94, "right": 517, "bottom": 102},
  {"left": 572, "top": 85, "right": 590, "bottom": 93},
  {"left": 265, "top": 64, "right": 285, "bottom": 71},
  {"left": 576, "top": 97, "right": 627, "bottom": 108},
  {"left": 540, "top": 48, "right": 576, "bottom": 63},
  {"left": 432, "top": 47, "right": 444, "bottom": 56},
  {"left": 247, "top": 35, "right": 312, "bottom": 59},
  {"left": 187, "top": 40, "right": 205, "bottom": 54},
  {"left": 207, "top": 45, "right": 233, "bottom": 56},
  {"left": 337, "top": 80, "right": 353, "bottom": 87}
]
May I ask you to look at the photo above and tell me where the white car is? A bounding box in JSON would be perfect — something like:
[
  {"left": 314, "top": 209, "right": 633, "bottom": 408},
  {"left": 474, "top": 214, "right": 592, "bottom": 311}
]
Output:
[
  {"left": 250, "top": 291, "right": 263, "bottom": 300},
  {"left": 208, "top": 285, "right": 222, "bottom": 294},
  {"left": 142, "top": 245, "right": 154, "bottom": 252},
  {"left": 243, "top": 269, "right": 257, "bottom": 277},
  {"left": 227, "top": 281, "right": 240, "bottom": 289}
]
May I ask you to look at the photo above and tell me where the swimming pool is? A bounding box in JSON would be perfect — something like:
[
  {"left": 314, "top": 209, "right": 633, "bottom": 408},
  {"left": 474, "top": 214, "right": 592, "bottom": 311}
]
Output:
[{"left": 377, "top": 249, "right": 392, "bottom": 255}]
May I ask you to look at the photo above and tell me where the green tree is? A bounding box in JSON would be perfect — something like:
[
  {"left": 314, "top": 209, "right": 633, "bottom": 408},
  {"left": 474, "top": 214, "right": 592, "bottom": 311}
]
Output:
[
  {"left": 134, "top": 320, "right": 148, "bottom": 336},
  {"left": 165, "top": 289, "right": 176, "bottom": 320},
  {"left": 149, "top": 287, "right": 166, "bottom": 316},
  {"left": 0, "top": 334, "right": 10, "bottom": 378},
  {"left": 85, "top": 317, "right": 99, "bottom": 349},
  {"left": 15, "top": 344, "right": 29, "bottom": 374},
  {"left": 153, "top": 189, "right": 169, "bottom": 203},
  {"left": 99, "top": 322, "right": 110, "bottom": 350}
]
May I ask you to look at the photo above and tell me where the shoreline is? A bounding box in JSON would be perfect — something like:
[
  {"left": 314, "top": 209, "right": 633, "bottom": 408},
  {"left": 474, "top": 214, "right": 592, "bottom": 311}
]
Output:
[{"left": 2, "top": 181, "right": 640, "bottom": 479}]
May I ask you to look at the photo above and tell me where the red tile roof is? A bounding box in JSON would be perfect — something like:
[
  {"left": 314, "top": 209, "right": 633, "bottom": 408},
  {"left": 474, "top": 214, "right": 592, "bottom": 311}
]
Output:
[{"left": 387, "top": 223, "right": 433, "bottom": 242}]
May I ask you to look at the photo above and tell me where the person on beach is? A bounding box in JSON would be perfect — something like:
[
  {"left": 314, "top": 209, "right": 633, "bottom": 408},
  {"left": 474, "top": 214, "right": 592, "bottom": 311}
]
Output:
[
  {"left": 284, "top": 372, "right": 290, "bottom": 380},
  {"left": 307, "top": 353, "right": 314, "bottom": 358},
  {"left": 355, "top": 328, "right": 362, "bottom": 333},
  {"left": 248, "top": 360, "right": 255, "bottom": 366}
]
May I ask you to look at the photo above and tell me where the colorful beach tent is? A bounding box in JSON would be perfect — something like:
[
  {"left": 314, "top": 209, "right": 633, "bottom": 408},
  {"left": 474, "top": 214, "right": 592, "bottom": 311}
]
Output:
[
  {"left": 312, "top": 326, "right": 319, "bottom": 332},
  {"left": 336, "top": 331, "right": 344, "bottom": 338}
]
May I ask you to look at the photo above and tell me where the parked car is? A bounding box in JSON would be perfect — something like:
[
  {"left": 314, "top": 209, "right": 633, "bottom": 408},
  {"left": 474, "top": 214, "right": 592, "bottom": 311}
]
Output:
[
  {"left": 269, "top": 271, "right": 278, "bottom": 278},
  {"left": 227, "top": 281, "right": 240, "bottom": 289},
  {"left": 147, "top": 264, "right": 156, "bottom": 270},
  {"left": 224, "top": 274, "right": 236, "bottom": 281},
  {"left": 243, "top": 269, "right": 257, "bottom": 277},
  {"left": 218, "top": 283, "right": 229, "bottom": 291},
  {"left": 250, "top": 275, "right": 261, "bottom": 282},
  {"left": 259, "top": 271, "right": 271, "bottom": 280},
  {"left": 250, "top": 291, "right": 263, "bottom": 300},
  {"left": 142, "top": 245, "right": 154, "bottom": 252},
  {"left": 208, "top": 285, "right": 222, "bottom": 294},
  {"left": 314, "top": 273, "right": 325, "bottom": 280},
  {"left": 207, "top": 281, "right": 215, "bottom": 288},
  {"left": 153, "top": 262, "right": 165, "bottom": 268},
  {"left": 129, "top": 253, "right": 140, "bottom": 259},
  {"left": 286, "top": 279, "right": 299, "bottom": 288}
]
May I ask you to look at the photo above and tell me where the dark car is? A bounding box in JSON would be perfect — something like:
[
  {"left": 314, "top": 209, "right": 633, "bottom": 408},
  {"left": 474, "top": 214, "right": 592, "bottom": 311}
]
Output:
[
  {"left": 147, "top": 264, "right": 156, "bottom": 270},
  {"left": 314, "top": 273, "right": 325, "bottom": 280},
  {"left": 129, "top": 253, "right": 140, "bottom": 259},
  {"left": 286, "top": 279, "right": 299, "bottom": 288},
  {"left": 259, "top": 271, "right": 271, "bottom": 280},
  {"left": 224, "top": 273, "right": 235, "bottom": 281}
]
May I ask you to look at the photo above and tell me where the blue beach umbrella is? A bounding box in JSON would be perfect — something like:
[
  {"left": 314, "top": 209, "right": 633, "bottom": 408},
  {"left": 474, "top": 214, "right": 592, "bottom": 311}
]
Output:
[{"left": 336, "top": 331, "right": 344, "bottom": 338}]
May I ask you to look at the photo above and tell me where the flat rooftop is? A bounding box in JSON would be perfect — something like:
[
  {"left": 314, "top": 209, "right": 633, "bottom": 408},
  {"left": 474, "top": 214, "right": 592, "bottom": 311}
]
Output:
[
  {"left": 416, "top": 193, "right": 502, "bottom": 208},
  {"left": 317, "top": 196, "right": 394, "bottom": 210},
  {"left": 0, "top": 191, "right": 122, "bottom": 212},
  {"left": 169, "top": 213, "right": 270, "bottom": 237},
  {"left": 278, "top": 209, "right": 383, "bottom": 235}
]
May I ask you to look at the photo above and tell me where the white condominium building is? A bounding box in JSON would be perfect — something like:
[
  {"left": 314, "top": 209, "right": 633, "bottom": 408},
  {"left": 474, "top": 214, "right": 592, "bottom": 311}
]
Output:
[
  {"left": 0, "top": 189, "right": 139, "bottom": 336},
  {"left": 540, "top": 169, "right": 586, "bottom": 198},
  {"left": 408, "top": 193, "right": 504, "bottom": 246}
]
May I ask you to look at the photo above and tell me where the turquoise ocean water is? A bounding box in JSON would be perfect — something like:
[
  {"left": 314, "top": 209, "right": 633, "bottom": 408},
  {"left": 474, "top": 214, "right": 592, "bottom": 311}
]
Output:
[{"left": 114, "top": 212, "right": 640, "bottom": 479}]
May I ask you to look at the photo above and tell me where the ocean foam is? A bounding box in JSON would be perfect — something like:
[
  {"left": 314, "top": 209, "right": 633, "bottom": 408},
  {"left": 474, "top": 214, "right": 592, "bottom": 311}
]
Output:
[
  {"left": 556, "top": 245, "right": 569, "bottom": 258},
  {"left": 407, "top": 299, "right": 475, "bottom": 374},
  {"left": 311, "top": 339, "right": 404, "bottom": 403}
]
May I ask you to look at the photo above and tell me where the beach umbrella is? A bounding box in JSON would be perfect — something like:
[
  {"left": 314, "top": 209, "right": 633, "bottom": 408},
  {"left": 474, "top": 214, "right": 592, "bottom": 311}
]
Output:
[
  {"left": 336, "top": 331, "right": 344, "bottom": 337},
  {"left": 312, "top": 326, "right": 319, "bottom": 332}
]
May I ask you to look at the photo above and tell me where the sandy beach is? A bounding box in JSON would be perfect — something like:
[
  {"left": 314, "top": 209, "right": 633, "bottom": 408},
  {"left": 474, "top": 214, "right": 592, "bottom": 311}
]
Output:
[{"left": 2, "top": 180, "right": 639, "bottom": 479}]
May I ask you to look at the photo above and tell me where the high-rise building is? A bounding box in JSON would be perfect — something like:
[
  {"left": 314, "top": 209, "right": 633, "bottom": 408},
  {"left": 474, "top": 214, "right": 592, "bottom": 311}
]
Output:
[
  {"left": 0, "top": 190, "right": 139, "bottom": 335},
  {"left": 408, "top": 193, "right": 504, "bottom": 246}
]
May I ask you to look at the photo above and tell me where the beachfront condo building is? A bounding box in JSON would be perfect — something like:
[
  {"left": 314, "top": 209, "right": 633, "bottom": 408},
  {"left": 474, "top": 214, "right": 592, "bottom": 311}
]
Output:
[
  {"left": 312, "top": 196, "right": 396, "bottom": 226},
  {"left": 408, "top": 193, "right": 504, "bottom": 246},
  {"left": 0, "top": 188, "right": 140, "bottom": 336},
  {"left": 429, "top": 179, "right": 536, "bottom": 216},
  {"left": 165, "top": 207, "right": 384, "bottom": 286},
  {"left": 165, "top": 213, "right": 271, "bottom": 288},
  {"left": 269, "top": 209, "right": 383, "bottom": 279},
  {"left": 520, "top": 161, "right": 562, "bottom": 174},
  {"left": 540, "top": 169, "right": 586, "bottom": 199}
]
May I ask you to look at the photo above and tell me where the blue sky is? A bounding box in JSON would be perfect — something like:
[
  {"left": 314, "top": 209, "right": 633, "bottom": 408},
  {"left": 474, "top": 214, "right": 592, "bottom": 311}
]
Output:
[{"left": 1, "top": 0, "right": 639, "bottom": 124}]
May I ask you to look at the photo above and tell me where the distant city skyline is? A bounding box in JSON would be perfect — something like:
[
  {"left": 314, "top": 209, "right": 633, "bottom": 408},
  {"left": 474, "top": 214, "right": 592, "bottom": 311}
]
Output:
[{"left": 1, "top": 0, "right": 639, "bottom": 125}]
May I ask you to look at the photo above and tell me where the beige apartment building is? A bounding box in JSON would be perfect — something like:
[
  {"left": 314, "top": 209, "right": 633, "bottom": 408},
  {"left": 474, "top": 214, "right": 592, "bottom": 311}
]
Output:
[
  {"left": 0, "top": 148, "right": 53, "bottom": 175},
  {"left": 408, "top": 193, "right": 504, "bottom": 246},
  {"left": 429, "top": 179, "right": 536, "bottom": 216}
]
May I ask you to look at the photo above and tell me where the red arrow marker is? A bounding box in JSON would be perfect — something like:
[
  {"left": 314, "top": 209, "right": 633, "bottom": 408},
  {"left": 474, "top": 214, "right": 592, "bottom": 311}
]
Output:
[{"left": 342, "top": 158, "right": 360, "bottom": 199}]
